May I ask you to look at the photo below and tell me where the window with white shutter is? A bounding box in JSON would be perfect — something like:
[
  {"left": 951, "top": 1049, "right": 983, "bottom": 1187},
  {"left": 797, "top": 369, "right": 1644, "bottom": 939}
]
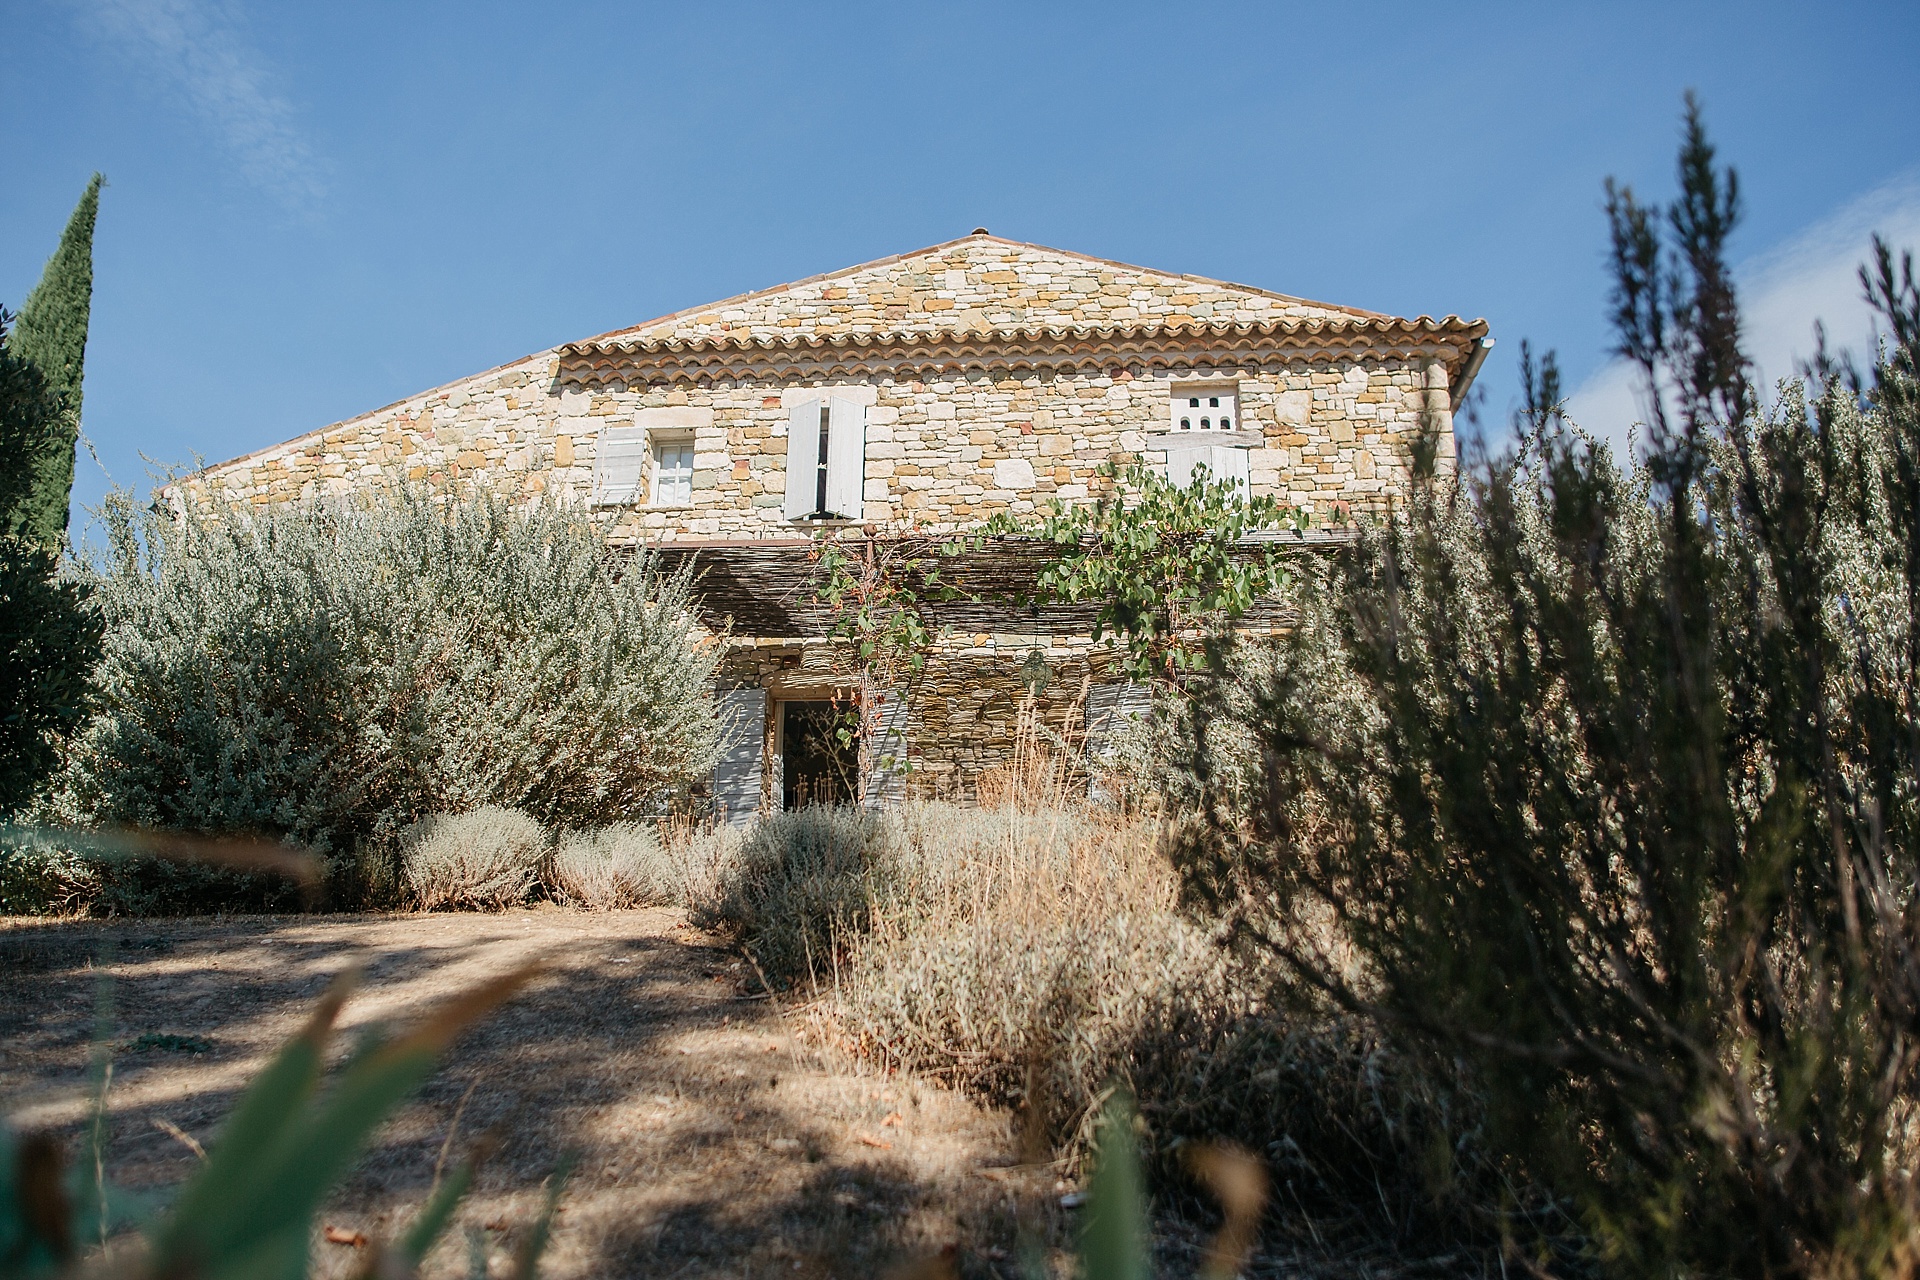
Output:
[
  {"left": 1208, "top": 442, "right": 1250, "bottom": 493},
  {"left": 824, "top": 396, "right": 866, "bottom": 519},
  {"left": 784, "top": 400, "right": 823, "bottom": 520},
  {"left": 783, "top": 396, "right": 867, "bottom": 521},
  {"left": 713, "top": 687, "right": 767, "bottom": 826},
  {"left": 1164, "top": 444, "right": 1250, "bottom": 493},
  {"left": 1085, "top": 682, "right": 1151, "bottom": 803},
  {"left": 861, "top": 687, "right": 910, "bottom": 808},
  {"left": 1085, "top": 682, "right": 1151, "bottom": 761},
  {"left": 650, "top": 437, "right": 694, "bottom": 506},
  {"left": 592, "top": 426, "right": 650, "bottom": 505}
]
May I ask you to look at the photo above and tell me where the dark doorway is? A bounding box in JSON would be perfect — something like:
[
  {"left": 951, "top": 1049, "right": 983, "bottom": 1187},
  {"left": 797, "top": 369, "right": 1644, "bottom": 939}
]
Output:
[{"left": 781, "top": 700, "right": 858, "bottom": 809}]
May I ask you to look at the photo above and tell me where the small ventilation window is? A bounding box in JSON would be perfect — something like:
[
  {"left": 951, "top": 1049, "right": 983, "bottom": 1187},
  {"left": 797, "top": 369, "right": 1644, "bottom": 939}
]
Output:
[{"left": 1170, "top": 385, "right": 1239, "bottom": 436}]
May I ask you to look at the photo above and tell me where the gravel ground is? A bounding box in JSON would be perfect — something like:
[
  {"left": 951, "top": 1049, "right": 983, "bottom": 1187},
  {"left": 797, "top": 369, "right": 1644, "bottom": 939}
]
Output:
[{"left": 0, "top": 908, "right": 1064, "bottom": 1278}]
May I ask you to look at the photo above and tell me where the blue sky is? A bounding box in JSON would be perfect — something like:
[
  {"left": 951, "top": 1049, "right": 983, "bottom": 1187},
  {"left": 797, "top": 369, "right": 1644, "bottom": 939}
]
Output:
[{"left": 5, "top": 1, "right": 1918, "bottom": 528}]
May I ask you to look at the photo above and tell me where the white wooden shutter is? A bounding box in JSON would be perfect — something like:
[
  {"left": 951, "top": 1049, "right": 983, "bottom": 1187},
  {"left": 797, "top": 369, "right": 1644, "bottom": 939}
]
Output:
[
  {"left": 713, "top": 687, "right": 767, "bottom": 826},
  {"left": 1211, "top": 444, "right": 1251, "bottom": 495},
  {"left": 1164, "top": 446, "right": 1201, "bottom": 489},
  {"left": 824, "top": 396, "right": 866, "bottom": 519},
  {"left": 1085, "top": 682, "right": 1151, "bottom": 801},
  {"left": 1085, "top": 682, "right": 1151, "bottom": 761},
  {"left": 861, "top": 687, "right": 910, "bottom": 808},
  {"left": 784, "top": 400, "right": 821, "bottom": 520},
  {"left": 593, "top": 425, "right": 649, "bottom": 505},
  {"left": 1164, "top": 445, "right": 1250, "bottom": 494}
]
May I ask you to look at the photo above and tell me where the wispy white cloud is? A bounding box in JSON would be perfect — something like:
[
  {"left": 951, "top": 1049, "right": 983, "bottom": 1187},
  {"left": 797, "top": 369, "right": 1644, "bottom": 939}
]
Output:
[
  {"left": 72, "top": 0, "right": 326, "bottom": 211},
  {"left": 1566, "top": 174, "right": 1920, "bottom": 455}
]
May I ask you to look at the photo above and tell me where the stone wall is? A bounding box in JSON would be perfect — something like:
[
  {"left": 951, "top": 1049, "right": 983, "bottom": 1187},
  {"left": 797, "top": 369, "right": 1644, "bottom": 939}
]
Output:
[
  {"left": 184, "top": 234, "right": 1473, "bottom": 533},
  {"left": 599, "top": 234, "right": 1367, "bottom": 345},
  {"left": 715, "top": 630, "right": 1122, "bottom": 807},
  {"left": 188, "top": 354, "right": 1453, "bottom": 533}
]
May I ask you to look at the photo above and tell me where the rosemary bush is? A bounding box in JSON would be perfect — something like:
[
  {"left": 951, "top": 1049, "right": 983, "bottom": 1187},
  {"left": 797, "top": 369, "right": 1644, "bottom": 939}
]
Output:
[{"left": 1181, "top": 102, "right": 1920, "bottom": 1274}]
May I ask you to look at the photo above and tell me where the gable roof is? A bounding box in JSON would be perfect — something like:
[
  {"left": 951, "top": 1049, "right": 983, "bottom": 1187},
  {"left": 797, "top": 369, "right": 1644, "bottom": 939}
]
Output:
[
  {"left": 185, "top": 233, "right": 1485, "bottom": 485},
  {"left": 557, "top": 313, "right": 1489, "bottom": 388},
  {"left": 580, "top": 232, "right": 1389, "bottom": 348}
]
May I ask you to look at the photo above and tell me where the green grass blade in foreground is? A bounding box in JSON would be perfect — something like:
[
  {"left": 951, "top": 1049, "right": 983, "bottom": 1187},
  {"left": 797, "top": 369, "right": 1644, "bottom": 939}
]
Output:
[
  {"left": 78, "top": 943, "right": 116, "bottom": 1250},
  {"left": 204, "top": 1222, "right": 310, "bottom": 1280},
  {"left": 210, "top": 1046, "right": 442, "bottom": 1267},
  {"left": 152, "top": 973, "right": 353, "bottom": 1264},
  {"left": 204, "top": 968, "right": 534, "bottom": 1269},
  {"left": 465, "top": 1224, "right": 489, "bottom": 1280},
  {"left": 398, "top": 1153, "right": 481, "bottom": 1268},
  {"left": 1079, "top": 1089, "right": 1149, "bottom": 1280},
  {"left": 509, "top": 1155, "right": 575, "bottom": 1280}
]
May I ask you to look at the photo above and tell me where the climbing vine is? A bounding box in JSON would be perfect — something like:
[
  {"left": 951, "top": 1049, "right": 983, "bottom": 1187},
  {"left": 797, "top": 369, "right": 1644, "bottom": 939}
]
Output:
[
  {"left": 985, "top": 459, "right": 1312, "bottom": 682},
  {"left": 806, "top": 525, "right": 969, "bottom": 796}
]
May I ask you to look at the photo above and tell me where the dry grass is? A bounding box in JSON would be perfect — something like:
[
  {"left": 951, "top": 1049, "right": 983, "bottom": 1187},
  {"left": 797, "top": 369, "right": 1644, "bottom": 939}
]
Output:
[
  {"left": 702, "top": 806, "right": 887, "bottom": 986},
  {"left": 653, "top": 815, "right": 741, "bottom": 908},
  {"left": 968, "top": 690, "right": 1087, "bottom": 813},
  {"left": 830, "top": 809, "right": 1213, "bottom": 1130},
  {"left": 809, "top": 804, "right": 1488, "bottom": 1248},
  {"left": 810, "top": 804, "right": 1235, "bottom": 1151},
  {"left": 697, "top": 734, "right": 1495, "bottom": 1257}
]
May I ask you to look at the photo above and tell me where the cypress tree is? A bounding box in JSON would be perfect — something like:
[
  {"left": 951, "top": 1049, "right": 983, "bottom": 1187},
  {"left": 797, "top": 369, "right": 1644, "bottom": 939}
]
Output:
[
  {"left": 0, "top": 309, "right": 62, "bottom": 530},
  {"left": 9, "top": 173, "right": 102, "bottom": 545}
]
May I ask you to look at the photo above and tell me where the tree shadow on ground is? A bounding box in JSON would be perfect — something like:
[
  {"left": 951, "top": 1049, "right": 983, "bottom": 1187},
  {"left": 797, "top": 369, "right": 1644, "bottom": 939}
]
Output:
[{"left": 0, "top": 912, "right": 1039, "bottom": 1279}]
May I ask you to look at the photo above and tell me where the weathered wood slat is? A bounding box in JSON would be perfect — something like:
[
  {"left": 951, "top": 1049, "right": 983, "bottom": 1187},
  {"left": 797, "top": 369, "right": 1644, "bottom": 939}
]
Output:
[{"left": 647, "top": 532, "right": 1352, "bottom": 639}]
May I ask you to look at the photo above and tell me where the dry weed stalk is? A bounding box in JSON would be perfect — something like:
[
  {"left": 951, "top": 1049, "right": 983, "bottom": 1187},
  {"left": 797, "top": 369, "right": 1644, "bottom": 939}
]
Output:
[{"left": 970, "top": 686, "right": 1086, "bottom": 813}]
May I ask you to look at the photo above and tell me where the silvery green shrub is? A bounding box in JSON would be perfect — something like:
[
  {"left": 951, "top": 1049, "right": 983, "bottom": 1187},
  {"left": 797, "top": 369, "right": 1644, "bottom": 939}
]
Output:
[
  {"left": 63, "top": 485, "right": 719, "bottom": 900},
  {"left": 710, "top": 805, "right": 900, "bottom": 984},
  {"left": 551, "top": 821, "right": 670, "bottom": 909},
  {"left": 401, "top": 805, "right": 547, "bottom": 910}
]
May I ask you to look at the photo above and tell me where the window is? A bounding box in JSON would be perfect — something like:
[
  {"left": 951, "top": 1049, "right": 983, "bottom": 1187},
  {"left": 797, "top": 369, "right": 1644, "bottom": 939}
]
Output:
[
  {"left": 1172, "top": 388, "right": 1237, "bottom": 433},
  {"left": 783, "top": 395, "right": 867, "bottom": 520},
  {"left": 593, "top": 408, "right": 716, "bottom": 508},
  {"left": 1158, "top": 382, "right": 1250, "bottom": 494},
  {"left": 651, "top": 437, "right": 694, "bottom": 506},
  {"left": 815, "top": 405, "right": 831, "bottom": 514}
]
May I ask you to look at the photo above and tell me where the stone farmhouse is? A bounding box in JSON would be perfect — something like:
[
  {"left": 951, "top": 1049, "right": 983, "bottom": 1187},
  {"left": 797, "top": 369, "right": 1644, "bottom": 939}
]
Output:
[{"left": 187, "top": 232, "right": 1491, "bottom": 818}]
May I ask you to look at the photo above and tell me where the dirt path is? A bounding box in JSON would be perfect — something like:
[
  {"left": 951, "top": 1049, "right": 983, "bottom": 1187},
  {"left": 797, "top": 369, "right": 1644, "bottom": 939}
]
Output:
[{"left": 0, "top": 909, "right": 1045, "bottom": 1278}]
